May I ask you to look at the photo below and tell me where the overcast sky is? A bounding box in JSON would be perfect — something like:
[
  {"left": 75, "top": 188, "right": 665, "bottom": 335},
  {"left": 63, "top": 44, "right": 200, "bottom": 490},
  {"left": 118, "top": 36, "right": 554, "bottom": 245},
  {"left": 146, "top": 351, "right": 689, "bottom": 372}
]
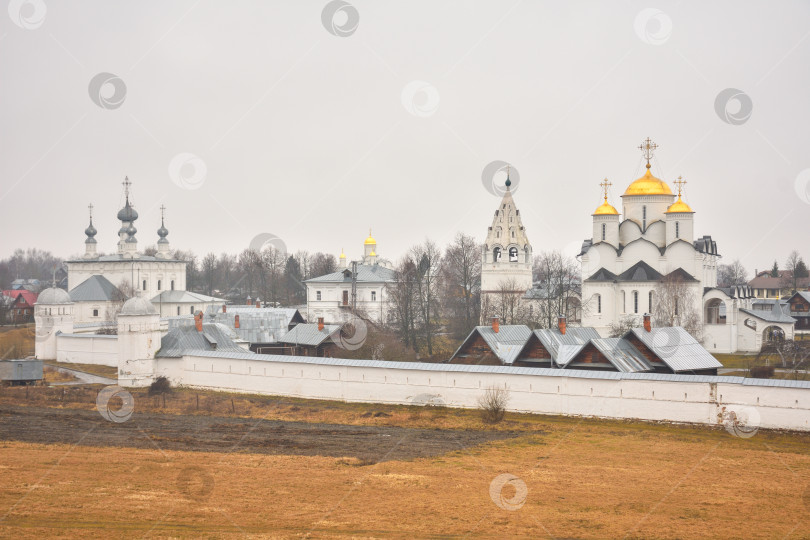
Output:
[{"left": 2, "top": 0, "right": 809, "bottom": 273}]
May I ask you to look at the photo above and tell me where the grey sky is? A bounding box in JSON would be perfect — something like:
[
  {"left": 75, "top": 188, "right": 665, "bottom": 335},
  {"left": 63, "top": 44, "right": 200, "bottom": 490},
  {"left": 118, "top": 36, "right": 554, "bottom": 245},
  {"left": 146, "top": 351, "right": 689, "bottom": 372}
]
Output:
[{"left": 2, "top": 0, "right": 809, "bottom": 274}]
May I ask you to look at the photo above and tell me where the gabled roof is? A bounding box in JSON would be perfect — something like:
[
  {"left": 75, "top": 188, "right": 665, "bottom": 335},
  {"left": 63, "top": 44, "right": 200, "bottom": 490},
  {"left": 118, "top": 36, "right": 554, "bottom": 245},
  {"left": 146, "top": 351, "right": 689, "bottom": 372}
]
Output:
[
  {"left": 787, "top": 291, "right": 810, "bottom": 304},
  {"left": 617, "top": 261, "right": 663, "bottom": 282},
  {"left": 739, "top": 301, "right": 796, "bottom": 324},
  {"left": 590, "top": 338, "right": 654, "bottom": 373},
  {"left": 151, "top": 290, "right": 225, "bottom": 304},
  {"left": 585, "top": 268, "right": 619, "bottom": 282},
  {"left": 156, "top": 323, "right": 245, "bottom": 358},
  {"left": 69, "top": 275, "right": 124, "bottom": 302},
  {"left": 663, "top": 267, "right": 699, "bottom": 282},
  {"left": 278, "top": 323, "right": 342, "bottom": 346},
  {"left": 2, "top": 289, "right": 37, "bottom": 306},
  {"left": 305, "top": 264, "right": 396, "bottom": 284},
  {"left": 451, "top": 325, "right": 532, "bottom": 365},
  {"left": 625, "top": 327, "right": 722, "bottom": 373},
  {"left": 533, "top": 327, "right": 601, "bottom": 366}
]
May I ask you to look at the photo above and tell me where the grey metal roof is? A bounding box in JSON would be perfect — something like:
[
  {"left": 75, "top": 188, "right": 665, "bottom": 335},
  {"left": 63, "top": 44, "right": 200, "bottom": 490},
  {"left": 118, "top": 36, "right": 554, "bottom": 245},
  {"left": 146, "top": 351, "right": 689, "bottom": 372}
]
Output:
[
  {"left": 151, "top": 290, "right": 225, "bottom": 304},
  {"left": 69, "top": 275, "right": 124, "bottom": 302},
  {"left": 617, "top": 261, "right": 663, "bottom": 282},
  {"left": 740, "top": 303, "right": 796, "bottom": 324},
  {"left": 277, "top": 323, "right": 342, "bottom": 346},
  {"left": 590, "top": 337, "right": 654, "bottom": 373},
  {"left": 201, "top": 307, "right": 305, "bottom": 344},
  {"left": 626, "top": 327, "right": 722, "bottom": 372},
  {"left": 471, "top": 325, "right": 533, "bottom": 364},
  {"left": 157, "top": 323, "right": 245, "bottom": 358},
  {"left": 534, "top": 327, "right": 600, "bottom": 365},
  {"left": 585, "top": 268, "right": 619, "bottom": 282},
  {"left": 185, "top": 350, "right": 810, "bottom": 389},
  {"left": 305, "top": 264, "right": 396, "bottom": 284}
]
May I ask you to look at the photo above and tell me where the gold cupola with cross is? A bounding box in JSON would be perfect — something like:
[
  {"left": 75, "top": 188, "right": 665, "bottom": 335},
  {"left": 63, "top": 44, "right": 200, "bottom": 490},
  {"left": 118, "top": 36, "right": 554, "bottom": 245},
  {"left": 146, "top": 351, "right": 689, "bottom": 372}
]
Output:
[
  {"left": 592, "top": 178, "right": 620, "bottom": 248},
  {"left": 666, "top": 176, "right": 694, "bottom": 214},
  {"left": 593, "top": 178, "right": 619, "bottom": 215},
  {"left": 623, "top": 138, "right": 673, "bottom": 196}
]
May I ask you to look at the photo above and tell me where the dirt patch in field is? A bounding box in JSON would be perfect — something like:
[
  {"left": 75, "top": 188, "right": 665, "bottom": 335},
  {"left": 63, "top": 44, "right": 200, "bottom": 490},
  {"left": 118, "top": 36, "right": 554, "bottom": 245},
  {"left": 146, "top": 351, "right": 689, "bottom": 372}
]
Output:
[{"left": 0, "top": 405, "right": 517, "bottom": 461}]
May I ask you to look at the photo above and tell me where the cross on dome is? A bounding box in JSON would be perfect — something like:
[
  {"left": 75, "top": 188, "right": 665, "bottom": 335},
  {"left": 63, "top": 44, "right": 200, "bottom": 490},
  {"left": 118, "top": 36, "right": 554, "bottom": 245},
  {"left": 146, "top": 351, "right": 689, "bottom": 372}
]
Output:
[
  {"left": 638, "top": 137, "right": 658, "bottom": 168},
  {"left": 599, "top": 178, "right": 612, "bottom": 202},
  {"left": 674, "top": 175, "right": 687, "bottom": 197}
]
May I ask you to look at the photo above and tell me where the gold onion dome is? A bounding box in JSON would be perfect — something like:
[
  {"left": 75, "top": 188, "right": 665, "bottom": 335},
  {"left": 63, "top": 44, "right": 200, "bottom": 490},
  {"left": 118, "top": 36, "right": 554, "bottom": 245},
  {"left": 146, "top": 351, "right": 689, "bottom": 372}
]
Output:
[
  {"left": 593, "top": 200, "right": 619, "bottom": 215},
  {"left": 623, "top": 165, "right": 673, "bottom": 196},
  {"left": 370, "top": 251, "right": 377, "bottom": 256},
  {"left": 364, "top": 229, "right": 376, "bottom": 245},
  {"left": 339, "top": 249, "right": 346, "bottom": 259},
  {"left": 666, "top": 195, "right": 694, "bottom": 213}
]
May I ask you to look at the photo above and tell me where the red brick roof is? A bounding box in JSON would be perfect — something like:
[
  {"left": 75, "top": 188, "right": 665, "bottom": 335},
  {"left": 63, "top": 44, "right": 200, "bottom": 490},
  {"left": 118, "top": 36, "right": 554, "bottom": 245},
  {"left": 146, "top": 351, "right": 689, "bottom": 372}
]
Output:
[{"left": 2, "top": 290, "right": 37, "bottom": 307}]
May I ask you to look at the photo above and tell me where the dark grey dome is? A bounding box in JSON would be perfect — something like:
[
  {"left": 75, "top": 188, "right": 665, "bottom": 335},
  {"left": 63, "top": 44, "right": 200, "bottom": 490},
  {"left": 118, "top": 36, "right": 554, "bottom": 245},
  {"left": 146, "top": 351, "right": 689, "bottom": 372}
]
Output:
[{"left": 117, "top": 203, "right": 138, "bottom": 222}]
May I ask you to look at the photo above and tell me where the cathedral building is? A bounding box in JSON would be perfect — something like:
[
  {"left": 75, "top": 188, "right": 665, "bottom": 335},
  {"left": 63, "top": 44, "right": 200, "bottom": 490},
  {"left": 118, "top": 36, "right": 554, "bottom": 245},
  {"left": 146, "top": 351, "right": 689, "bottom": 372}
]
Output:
[{"left": 580, "top": 139, "right": 794, "bottom": 352}]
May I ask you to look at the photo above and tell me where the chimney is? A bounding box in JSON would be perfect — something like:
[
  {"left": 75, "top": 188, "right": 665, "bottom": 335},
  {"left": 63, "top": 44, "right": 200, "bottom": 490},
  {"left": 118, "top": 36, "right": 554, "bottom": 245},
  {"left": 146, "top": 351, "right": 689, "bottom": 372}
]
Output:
[
  {"left": 557, "top": 315, "right": 566, "bottom": 335},
  {"left": 643, "top": 313, "right": 652, "bottom": 333},
  {"left": 234, "top": 314, "right": 240, "bottom": 329},
  {"left": 318, "top": 317, "right": 324, "bottom": 331},
  {"left": 255, "top": 299, "right": 261, "bottom": 308},
  {"left": 194, "top": 311, "right": 203, "bottom": 332},
  {"left": 222, "top": 304, "right": 227, "bottom": 313},
  {"left": 491, "top": 317, "right": 499, "bottom": 333},
  {"left": 246, "top": 295, "right": 251, "bottom": 306}
]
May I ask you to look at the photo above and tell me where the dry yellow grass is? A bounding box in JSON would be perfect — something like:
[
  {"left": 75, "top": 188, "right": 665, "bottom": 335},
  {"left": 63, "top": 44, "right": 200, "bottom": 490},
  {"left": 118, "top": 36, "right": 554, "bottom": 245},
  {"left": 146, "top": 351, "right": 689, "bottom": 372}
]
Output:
[{"left": 0, "top": 403, "right": 809, "bottom": 538}]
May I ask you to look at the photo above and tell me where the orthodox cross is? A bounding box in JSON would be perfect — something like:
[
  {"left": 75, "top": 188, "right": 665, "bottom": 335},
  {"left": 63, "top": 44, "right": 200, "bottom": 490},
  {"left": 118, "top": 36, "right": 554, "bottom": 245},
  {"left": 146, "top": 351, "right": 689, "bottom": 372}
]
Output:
[
  {"left": 599, "top": 178, "right": 612, "bottom": 202},
  {"left": 638, "top": 137, "right": 658, "bottom": 167},
  {"left": 674, "top": 176, "right": 687, "bottom": 197},
  {"left": 122, "top": 176, "right": 132, "bottom": 202},
  {"left": 88, "top": 203, "right": 94, "bottom": 220},
  {"left": 160, "top": 204, "right": 166, "bottom": 220}
]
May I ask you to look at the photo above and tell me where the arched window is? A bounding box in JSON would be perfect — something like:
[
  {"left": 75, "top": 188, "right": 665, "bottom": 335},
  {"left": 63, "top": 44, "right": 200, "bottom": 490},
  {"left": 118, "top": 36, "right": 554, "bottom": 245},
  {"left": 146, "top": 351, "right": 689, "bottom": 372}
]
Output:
[
  {"left": 649, "top": 290, "right": 653, "bottom": 312},
  {"left": 509, "top": 247, "right": 518, "bottom": 262},
  {"left": 171, "top": 280, "right": 175, "bottom": 290},
  {"left": 642, "top": 206, "right": 647, "bottom": 230},
  {"left": 493, "top": 247, "right": 502, "bottom": 262},
  {"left": 142, "top": 280, "right": 147, "bottom": 291},
  {"left": 675, "top": 221, "right": 680, "bottom": 239},
  {"left": 621, "top": 291, "right": 626, "bottom": 313},
  {"left": 190, "top": 306, "right": 194, "bottom": 315},
  {"left": 596, "top": 294, "right": 602, "bottom": 314},
  {"left": 633, "top": 291, "right": 639, "bottom": 313},
  {"left": 601, "top": 223, "right": 606, "bottom": 241},
  {"left": 157, "top": 280, "right": 162, "bottom": 291},
  {"left": 177, "top": 306, "right": 180, "bottom": 315}
]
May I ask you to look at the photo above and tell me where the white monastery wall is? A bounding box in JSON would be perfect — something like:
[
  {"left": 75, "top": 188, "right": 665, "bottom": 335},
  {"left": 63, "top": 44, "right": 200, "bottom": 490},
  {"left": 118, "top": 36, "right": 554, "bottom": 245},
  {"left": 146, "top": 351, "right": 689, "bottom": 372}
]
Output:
[
  {"left": 137, "top": 353, "right": 810, "bottom": 432},
  {"left": 55, "top": 334, "right": 118, "bottom": 366}
]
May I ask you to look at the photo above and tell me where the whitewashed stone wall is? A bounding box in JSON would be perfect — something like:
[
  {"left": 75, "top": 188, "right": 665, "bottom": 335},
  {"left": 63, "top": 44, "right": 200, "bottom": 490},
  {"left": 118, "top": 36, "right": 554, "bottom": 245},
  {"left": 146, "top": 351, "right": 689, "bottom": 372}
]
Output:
[
  {"left": 143, "top": 352, "right": 810, "bottom": 432},
  {"left": 55, "top": 334, "right": 118, "bottom": 366}
]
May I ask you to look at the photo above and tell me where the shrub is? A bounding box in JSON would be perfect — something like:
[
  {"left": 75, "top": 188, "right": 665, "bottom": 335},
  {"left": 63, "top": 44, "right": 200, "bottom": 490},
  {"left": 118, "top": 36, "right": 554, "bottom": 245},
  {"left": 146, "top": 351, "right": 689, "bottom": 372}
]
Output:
[
  {"left": 477, "top": 385, "right": 510, "bottom": 424},
  {"left": 749, "top": 365, "right": 775, "bottom": 379},
  {"left": 148, "top": 376, "right": 172, "bottom": 396}
]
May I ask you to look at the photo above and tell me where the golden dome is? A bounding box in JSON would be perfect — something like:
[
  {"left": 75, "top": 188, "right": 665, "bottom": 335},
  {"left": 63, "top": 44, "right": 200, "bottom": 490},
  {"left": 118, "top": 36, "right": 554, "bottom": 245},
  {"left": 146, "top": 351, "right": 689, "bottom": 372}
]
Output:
[
  {"left": 623, "top": 166, "right": 673, "bottom": 196},
  {"left": 665, "top": 195, "right": 693, "bottom": 213},
  {"left": 369, "top": 251, "right": 377, "bottom": 257},
  {"left": 364, "top": 229, "right": 376, "bottom": 245},
  {"left": 339, "top": 249, "right": 346, "bottom": 259},
  {"left": 593, "top": 200, "right": 619, "bottom": 215}
]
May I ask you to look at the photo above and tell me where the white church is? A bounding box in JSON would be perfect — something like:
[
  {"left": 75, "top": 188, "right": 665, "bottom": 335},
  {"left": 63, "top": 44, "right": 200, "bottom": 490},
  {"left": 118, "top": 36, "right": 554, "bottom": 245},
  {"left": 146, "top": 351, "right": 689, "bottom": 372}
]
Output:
[{"left": 578, "top": 139, "right": 794, "bottom": 352}]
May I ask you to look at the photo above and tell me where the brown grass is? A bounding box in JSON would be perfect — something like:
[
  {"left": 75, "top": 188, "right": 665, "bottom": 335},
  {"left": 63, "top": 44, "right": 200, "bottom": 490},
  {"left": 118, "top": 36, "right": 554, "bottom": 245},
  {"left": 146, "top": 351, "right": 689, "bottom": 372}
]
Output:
[
  {"left": 45, "top": 361, "right": 117, "bottom": 379},
  {"left": 0, "top": 326, "right": 34, "bottom": 359},
  {"left": 42, "top": 367, "right": 77, "bottom": 384},
  {"left": 0, "top": 415, "right": 808, "bottom": 538}
]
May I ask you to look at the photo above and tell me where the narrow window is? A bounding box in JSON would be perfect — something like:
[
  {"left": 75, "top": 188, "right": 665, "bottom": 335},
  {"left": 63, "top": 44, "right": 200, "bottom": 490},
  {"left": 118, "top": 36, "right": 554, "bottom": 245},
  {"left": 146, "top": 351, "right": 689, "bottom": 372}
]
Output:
[
  {"left": 509, "top": 247, "right": 518, "bottom": 262},
  {"left": 143, "top": 280, "right": 147, "bottom": 291},
  {"left": 642, "top": 206, "right": 647, "bottom": 230},
  {"left": 171, "top": 280, "right": 175, "bottom": 290},
  {"left": 177, "top": 306, "right": 180, "bottom": 315},
  {"left": 157, "top": 280, "right": 161, "bottom": 290},
  {"left": 190, "top": 306, "right": 194, "bottom": 315},
  {"left": 633, "top": 291, "right": 639, "bottom": 314},
  {"left": 597, "top": 294, "right": 602, "bottom": 314},
  {"left": 676, "top": 221, "right": 680, "bottom": 239},
  {"left": 493, "top": 247, "right": 502, "bottom": 262},
  {"left": 371, "top": 291, "right": 377, "bottom": 301},
  {"left": 649, "top": 291, "right": 653, "bottom": 312},
  {"left": 93, "top": 309, "right": 99, "bottom": 317},
  {"left": 675, "top": 298, "right": 679, "bottom": 316},
  {"left": 316, "top": 291, "right": 321, "bottom": 301},
  {"left": 601, "top": 223, "right": 606, "bottom": 241}
]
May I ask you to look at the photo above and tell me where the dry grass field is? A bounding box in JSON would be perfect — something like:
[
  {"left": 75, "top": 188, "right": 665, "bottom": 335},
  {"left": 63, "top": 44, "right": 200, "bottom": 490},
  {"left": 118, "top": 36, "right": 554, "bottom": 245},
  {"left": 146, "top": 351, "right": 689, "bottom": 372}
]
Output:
[{"left": 0, "top": 386, "right": 809, "bottom": 538}]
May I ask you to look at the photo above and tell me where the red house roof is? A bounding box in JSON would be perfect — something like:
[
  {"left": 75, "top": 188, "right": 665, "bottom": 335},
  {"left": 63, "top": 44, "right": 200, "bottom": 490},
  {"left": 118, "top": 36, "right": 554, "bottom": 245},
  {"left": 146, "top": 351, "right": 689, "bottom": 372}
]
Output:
[{"left": 2, "top": 290, "right": 37, "bottom": 307}]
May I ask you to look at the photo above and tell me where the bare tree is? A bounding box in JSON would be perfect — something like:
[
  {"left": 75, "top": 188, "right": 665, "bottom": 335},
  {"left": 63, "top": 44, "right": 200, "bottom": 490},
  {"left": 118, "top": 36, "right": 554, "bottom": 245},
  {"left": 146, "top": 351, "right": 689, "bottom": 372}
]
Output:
[
  {"left": 530, "top": 250, "right": 581, "bottom": 329},
  {"left": 477, "top": 385, "right": 510, "bottom": 423},
  {"left": 440, "top": 232, "right": 481, "bottom": 338},
  {"left": 652, "top": 275, "right": 703, "bottom": 342},
  {"left": 389, "top": 256, "right": 419, "bottom": 350},
  {"left": 410, "top": 240, "right": 441, "bottom": 356},
  {"left": 311, "top": 252, "right": 338, "bottom": 278},
  {"left": 493, "top": 278, "right": 526, "bottom": 325},
  {"left": 717, "top": 259, "right": 748, "bottom": 287},
  {"left": 201, "top": 253, "right": 217, "bottom": 295},
  {"left": 783, "top": 251, "right": 809, "bottom": 294},
  {"left": 608, "top": 315, "right": 640, "bottom": 337}
]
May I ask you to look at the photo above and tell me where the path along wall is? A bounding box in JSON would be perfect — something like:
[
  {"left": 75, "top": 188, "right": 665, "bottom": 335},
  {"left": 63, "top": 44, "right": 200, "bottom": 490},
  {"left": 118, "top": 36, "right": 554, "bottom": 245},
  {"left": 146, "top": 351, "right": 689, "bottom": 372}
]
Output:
[{"left": 131, "top": 351, "right": 810, "bottom": 432}]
